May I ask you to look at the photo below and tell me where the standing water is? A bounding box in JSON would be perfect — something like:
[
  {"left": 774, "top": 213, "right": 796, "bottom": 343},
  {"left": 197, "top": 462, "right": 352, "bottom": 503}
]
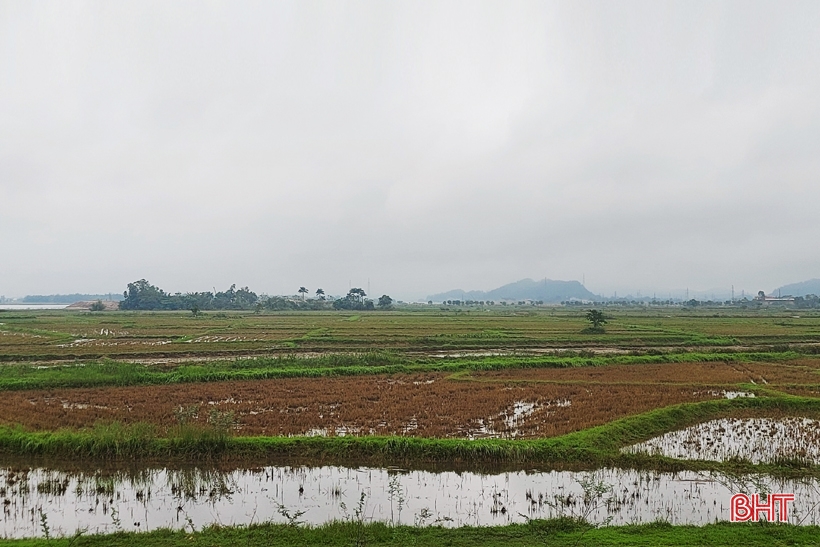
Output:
[{"left": 3, "top": 465, "right": 820, "bottom": 538}]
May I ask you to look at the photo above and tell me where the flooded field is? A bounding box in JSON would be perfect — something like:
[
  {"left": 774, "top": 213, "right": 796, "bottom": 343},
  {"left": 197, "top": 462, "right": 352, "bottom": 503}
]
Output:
[
  {"left": 624, "top": 417, "right": 820, "bottom": 464},
  {"left": 1, "top": 375, "right": 722, "bottom": 438},
  {"left": 3, "top": 464, "right": 820, "bottom": 538}
]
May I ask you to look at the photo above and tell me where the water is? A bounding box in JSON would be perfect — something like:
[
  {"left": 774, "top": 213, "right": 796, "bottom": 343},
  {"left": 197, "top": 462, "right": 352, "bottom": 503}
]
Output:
[
  {"left": 298, "top": 400, "right": 555, "bottom": 439},
  {"left": 0, "top": 305, "right": 69, "bottom": 310},
  {"left": 624, "top": 417, "right": 820, "bottom": 464},
  {"left": 3, "top": 465, "right": 820, "bottom": 538}
]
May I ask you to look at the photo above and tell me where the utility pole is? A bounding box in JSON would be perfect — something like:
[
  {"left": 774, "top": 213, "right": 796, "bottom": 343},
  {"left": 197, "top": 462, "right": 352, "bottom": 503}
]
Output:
[{"left": 732, "top": 285, "right": 734, "bottom": 302}]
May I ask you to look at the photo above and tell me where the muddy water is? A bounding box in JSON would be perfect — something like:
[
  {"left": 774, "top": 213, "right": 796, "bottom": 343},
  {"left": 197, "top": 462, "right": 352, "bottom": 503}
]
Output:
[
  {"left": 3, "top": 465, "right": 820, "bottom": 538},
  {"left": 624, "top": 417, "right": 820, "bottom": 464}
]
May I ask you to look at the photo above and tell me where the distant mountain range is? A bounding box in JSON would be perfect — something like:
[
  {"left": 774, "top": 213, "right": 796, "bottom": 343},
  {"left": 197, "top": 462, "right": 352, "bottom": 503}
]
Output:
[
  {"left": 773, "top": 279, "right": 820, "bottom": 297},
  {"left": 427, "top": 278, "right": 597, "bottom": 303}
]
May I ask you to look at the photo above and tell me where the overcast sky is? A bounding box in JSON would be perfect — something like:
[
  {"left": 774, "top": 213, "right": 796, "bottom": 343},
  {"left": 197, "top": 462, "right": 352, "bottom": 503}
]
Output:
[{"left": 2, "top": 1, "right": 819, "bottom": 300}]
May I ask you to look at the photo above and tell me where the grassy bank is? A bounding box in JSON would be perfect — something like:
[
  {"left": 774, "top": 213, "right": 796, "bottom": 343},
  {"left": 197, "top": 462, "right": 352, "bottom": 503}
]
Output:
[
  {"left": 2, "top": 520, "right": 819, "bottom": 546},
  {"left": 0, "top": 350, "right": 805, "bottom": 391},
  {"left": 2, "top": 395, "right": 819, "bottom": 475}
]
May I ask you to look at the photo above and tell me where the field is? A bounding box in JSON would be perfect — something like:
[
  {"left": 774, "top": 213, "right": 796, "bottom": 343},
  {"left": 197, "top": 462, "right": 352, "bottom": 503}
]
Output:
[
  {"left": 1, "top": 306, "right": 820, "bottom": 544},
  {"left": 3, "top": 307, "right": 820, "bottom": 363}
]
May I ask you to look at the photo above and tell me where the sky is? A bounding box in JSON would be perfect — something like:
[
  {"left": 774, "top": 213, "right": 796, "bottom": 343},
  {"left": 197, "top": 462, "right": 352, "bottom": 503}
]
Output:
[{"left": 2, "top": 1, "right": 819, "bottom": 300}]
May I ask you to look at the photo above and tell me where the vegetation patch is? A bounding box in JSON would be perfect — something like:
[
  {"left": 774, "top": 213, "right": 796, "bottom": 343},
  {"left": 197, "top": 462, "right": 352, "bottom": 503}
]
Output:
[{"left": 0, "top": 519, "right": 819, "bottom": 546}]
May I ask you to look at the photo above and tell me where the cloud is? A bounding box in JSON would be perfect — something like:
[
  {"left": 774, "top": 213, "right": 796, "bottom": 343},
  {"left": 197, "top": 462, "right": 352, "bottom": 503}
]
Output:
[{"left": 1, "top": 1, "right": 819, "bottom": 298}]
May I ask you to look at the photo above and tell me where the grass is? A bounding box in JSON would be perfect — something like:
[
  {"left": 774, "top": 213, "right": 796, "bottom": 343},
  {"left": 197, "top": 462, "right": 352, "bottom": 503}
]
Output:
[{"left": 1, "top": 520, "right": 820, "bottom": 546}]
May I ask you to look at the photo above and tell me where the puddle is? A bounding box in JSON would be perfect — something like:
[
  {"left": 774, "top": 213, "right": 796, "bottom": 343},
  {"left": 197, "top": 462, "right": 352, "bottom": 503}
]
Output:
[
  {"left": 723, "top": 391, "right": 756, "bottom": 399},
  {"left": 285, "top": 400, "right": 551, "bottom": 440},
  {"left": 693, "top": 390, "right": 756, "bottom": 400},
  {"left": 3, "top": 465, "right": 820, "bottom": 538},
  {"left": 624, "top": 417, "right": 820, "bottom": 464},
  {"left": 464, "top": 399, "right": 570, "bottom": 439}
]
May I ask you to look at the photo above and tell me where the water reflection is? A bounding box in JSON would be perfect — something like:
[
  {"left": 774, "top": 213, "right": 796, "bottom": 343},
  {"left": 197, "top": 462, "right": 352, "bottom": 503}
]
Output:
[
  {"left": 624, "top": 418, "right": 820, "bottom": 464},
  {"left": 2, "top": 465, "right": 819, "bottom": 538}
]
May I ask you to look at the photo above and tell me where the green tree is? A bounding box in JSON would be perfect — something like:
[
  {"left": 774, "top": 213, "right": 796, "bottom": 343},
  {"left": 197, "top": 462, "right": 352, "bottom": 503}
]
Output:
[
  {"left": 585, "top": 309, "right": 607, "bottom": 329},
  {"left": 119, "top": 279, "right": 166, "bottom": 310},
  {"left": 89, "top": 300, "right": 106, "bottom": 312},
  {"left": 315, "top": 288, "right": 325, "bottom": 300},
  {"left": 377, "top": 295, "right": 393, "bottom": 309},
  {"left": 298, "top": 287, "right": 308, "bottom": 301}
]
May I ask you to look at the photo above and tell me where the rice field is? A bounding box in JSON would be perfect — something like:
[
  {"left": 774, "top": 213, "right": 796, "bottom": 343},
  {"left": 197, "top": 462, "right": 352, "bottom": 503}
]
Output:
[
  {"left": 2, "top": 307, "right": 820, "bottom": 363},
  {"left": 624, "top": 417, "right": 820, "bottom": 464},
  {"left": 2, "top": 307, "right": 820, "bottom": 544},
  {"left": 0, "top": 374, "right": 726, "bottom": 438},
  {"left": 4, "top": 464, "right": 820, "bottom": 538},
  {"left": 1, "top": 309, "right": 820, "bottom": 447}
]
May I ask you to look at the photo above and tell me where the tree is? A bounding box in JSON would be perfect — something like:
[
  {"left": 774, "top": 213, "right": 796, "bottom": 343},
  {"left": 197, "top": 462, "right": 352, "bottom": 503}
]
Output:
[
  {"left": 89, "top": 300, "right": 106, "bottom": 312},
  {"left": 298, "top": 287, "right": 308, "bottom": 301},
  {"left": 119, "top": 279, "right": 166, "bottom": 310},
  {"left": 332, "top": 288, "right": 372, "bottom": 311},
  {"left": 377, "top": 295, "right": 393, "bottom": 309},
  {"left": 348, "top": 288, "right": 366, "bottom": 302},
  {"left": 585, "top": 309, "right": 607, "bottom": 329},
  {"left": 315, "top": 288, "right": 325, "bottom": 300}
]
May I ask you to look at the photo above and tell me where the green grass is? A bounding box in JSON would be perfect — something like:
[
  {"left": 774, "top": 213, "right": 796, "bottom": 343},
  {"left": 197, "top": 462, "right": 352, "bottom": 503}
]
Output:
[{"left": 2, "top": 520, "right": 820, "bottom": 546}]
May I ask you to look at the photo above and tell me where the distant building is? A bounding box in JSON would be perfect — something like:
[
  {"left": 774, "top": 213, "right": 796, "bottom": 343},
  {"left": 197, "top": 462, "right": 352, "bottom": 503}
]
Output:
[{"left": 754, "top": 291, "right": 795, "bottom": 304}]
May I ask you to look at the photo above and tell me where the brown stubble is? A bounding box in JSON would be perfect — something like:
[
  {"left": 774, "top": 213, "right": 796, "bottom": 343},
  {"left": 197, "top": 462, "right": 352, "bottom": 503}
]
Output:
[{"left": 6, "top": 373, "right": 725, "bottom": 438}]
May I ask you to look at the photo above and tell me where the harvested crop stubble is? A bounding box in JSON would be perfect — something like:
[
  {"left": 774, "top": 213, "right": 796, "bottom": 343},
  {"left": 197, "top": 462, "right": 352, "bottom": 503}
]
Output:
[
  {"left": 466, "top": 360, "right": 820, "bottom": 386},
  {"left": 6, "top": 374, "right": 724, "bottom": 438}
]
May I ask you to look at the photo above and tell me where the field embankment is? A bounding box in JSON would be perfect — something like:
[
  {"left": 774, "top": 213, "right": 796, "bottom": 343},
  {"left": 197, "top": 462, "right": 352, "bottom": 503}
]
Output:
[{"left": 0, "top": 520, "right": 818, "bottom": 546}]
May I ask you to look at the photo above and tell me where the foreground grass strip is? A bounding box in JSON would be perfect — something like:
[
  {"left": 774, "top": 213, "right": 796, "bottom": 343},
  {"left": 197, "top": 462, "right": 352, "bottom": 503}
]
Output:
[
  {"left": 1, "top": 521, "right": 819, "bottom": 547},
  {"left": 0, "top": 351, "right": 803, "bottom": 391},
  {"left": 2, "top": 396, "right": 820, "bottom": 474}
]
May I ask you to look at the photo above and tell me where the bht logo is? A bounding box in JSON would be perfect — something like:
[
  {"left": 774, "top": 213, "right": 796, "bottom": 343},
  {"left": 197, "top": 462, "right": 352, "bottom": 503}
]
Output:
[{"left": 730, "top": 493, "right": 795, "bottom": 522}]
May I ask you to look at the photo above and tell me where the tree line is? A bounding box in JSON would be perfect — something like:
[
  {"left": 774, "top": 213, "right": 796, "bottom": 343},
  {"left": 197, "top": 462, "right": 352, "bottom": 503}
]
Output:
[{"left": 118, "top": 280, "right": 393, "bottom": 312}]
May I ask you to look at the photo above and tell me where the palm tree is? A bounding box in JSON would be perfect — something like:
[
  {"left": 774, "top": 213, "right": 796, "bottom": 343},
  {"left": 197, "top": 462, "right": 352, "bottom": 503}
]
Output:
[
  {"left": 315, "top": 288, "right": 325, "bottom": 300},
  {"left": 298, "top": 287, "right": 308, "bottom": 301}
]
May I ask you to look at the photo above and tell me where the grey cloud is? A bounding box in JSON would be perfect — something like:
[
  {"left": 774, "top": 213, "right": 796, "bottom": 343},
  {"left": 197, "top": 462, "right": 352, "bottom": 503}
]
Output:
[{"left": 1, "top": 1, "right": 819, "bottom": 299}]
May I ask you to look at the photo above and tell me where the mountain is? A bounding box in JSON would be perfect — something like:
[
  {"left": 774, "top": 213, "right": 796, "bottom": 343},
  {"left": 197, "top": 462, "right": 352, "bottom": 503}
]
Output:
[
  {"left": 428, "top": 278, "right": 597, "bottom": 303},
  {"left": 773, "top": 279, "right": 820, "bottom": 297}
]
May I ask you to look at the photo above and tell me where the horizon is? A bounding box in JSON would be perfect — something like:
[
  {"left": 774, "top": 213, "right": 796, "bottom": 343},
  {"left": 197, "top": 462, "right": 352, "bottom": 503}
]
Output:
[{"left": 2, "top": 275, "right": 815, "bottom": 302}]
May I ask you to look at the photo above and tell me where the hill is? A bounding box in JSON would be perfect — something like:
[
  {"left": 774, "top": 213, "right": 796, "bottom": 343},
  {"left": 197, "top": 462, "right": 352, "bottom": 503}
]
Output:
[
  {"left": 428, "top": 278, "right": 597, "bottom": 303},
  {"left": 773, "top": 279, "right": 820, "bottom": 297}
]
